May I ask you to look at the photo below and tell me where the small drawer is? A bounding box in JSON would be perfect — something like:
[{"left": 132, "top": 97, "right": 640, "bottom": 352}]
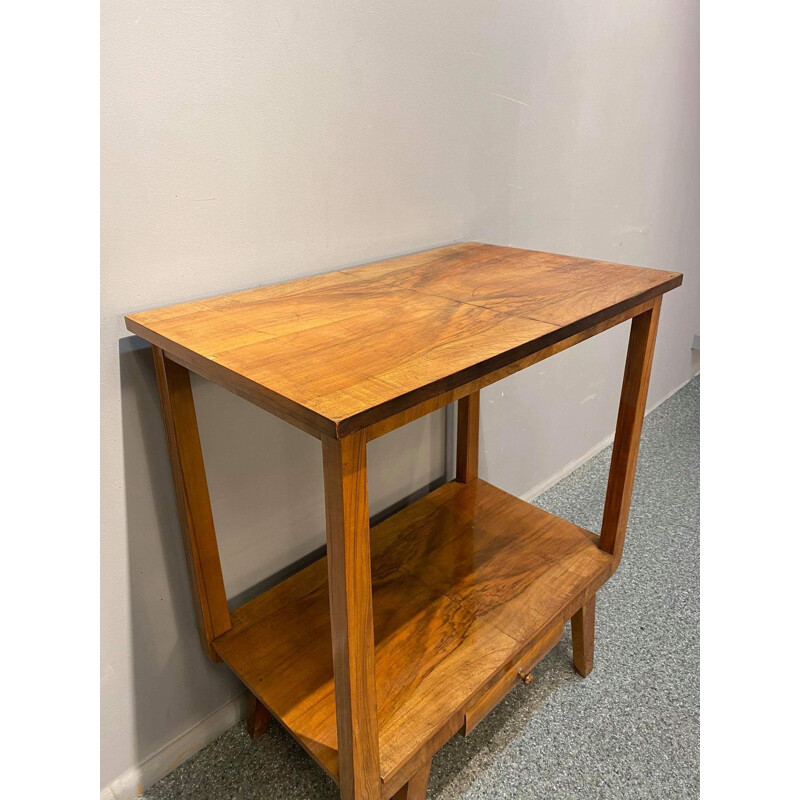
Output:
[{"left": 461, "top": 619, "right": 564, "bottom": 735}]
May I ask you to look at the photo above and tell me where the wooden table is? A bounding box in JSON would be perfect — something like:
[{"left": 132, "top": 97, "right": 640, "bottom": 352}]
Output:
[{"left": 126, "top": 243, "right": 682, "bottom": 800}]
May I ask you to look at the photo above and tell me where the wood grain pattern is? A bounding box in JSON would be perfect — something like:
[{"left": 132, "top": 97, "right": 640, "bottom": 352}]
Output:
[
  {"left": 213, "top": 479, "right": 614, "bottom": 788},
  {"left": 364, "top": 297, "right": 656, "bottom": 442},
  {"left": 322, "top": 432, "right": 381, "bottom": 800},
  {"left": 344, "top": 243, "right": 675, "bottom": 329},
  {"left": 599, "top": 299, "right": 662, "bottom": 559},
  {"left": 371, "top": 479, "right": 614, "bottom": 646},
  {"left": 571, "top": 595, "right": 596, "bottom": 678},
  {"left": 152, "top": 347, "right": 230, "bottom": 660},
  {"left": 461, "top": 618, "right": 564, "bottom": 735},
  {"left": 246, "top": 692, "right": 270, "bottom": 739},
  {"left": 126, "top": 243, "right": 681, "bottom": 438},
  {"left": 133, "top": 245, "right": 681, "bottom": 800},
  {"left": 456, "top": 392, "right": 480, "bottom": 483},
  {"left": 214, "top": 542, "right": 516, "bottom": 788}
]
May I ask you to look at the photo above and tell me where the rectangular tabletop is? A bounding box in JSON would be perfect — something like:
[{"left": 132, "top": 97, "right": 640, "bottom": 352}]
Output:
[{"left": 125, "top": 242, "right": 682, "bottom": 438}]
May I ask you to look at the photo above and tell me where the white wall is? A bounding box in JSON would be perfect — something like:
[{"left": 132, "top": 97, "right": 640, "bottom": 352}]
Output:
[{"left": 101, "top": 0, "right": 698, "bottom": 790}]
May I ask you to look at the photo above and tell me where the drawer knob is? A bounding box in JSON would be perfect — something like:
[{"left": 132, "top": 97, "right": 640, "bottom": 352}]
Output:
[{"left": 518, "top": 669, "right": 534, "bottom": 686}]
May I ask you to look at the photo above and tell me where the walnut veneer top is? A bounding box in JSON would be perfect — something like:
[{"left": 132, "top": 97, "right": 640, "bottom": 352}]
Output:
[{"left": 125, "top": 242, "right": 682, "bottom": 437}]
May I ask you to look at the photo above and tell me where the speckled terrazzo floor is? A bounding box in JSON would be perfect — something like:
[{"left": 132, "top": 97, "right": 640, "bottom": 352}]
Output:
[{"left": 139, "top": 376, "right": 699, "bottom": 800}]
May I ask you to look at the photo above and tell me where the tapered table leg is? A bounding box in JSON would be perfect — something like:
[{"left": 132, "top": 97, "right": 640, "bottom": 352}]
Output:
[
  {"left": 322, "top": 431, "right": 381, "bottom": 800},
  {"left": 600, "top": 298, "right": 662, "bottom": 561},
  {"left": 246, "top": 691, "right": 270, "bottom": 739},
  {"left": 151, "top": 346, "right": 230, "bottom": 661},
  {"left": 456, "top": 391, "right": 480, "bottom": 483},
  {"left": 390, "top": 759, "right": 432, "bottom": 800},
  {"left": 571, "top": 595, "right": 596, "bottom": 677}
]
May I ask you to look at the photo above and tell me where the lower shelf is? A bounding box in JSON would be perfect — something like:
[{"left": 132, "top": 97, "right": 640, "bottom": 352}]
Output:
[{"left": 213, "top": 479, "right": 614, "bottom": 789}]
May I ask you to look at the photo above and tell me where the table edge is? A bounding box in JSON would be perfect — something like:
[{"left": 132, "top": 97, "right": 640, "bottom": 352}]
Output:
[
  {"left": 332, "top": 273, "right": 681, "bottom": 436},
  {"left": 124, "top": 270, "right": 682, "bottom": 440}
]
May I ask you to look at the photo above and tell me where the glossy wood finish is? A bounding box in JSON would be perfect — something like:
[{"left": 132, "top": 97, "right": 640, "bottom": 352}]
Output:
[
  {"left": 246, "top": 692, "right": 270, "bottom": 740},
  {"left": 138, "top": 246, "right": 682, "bottom": 800},
  {"left": 456, "top": 392, "right": 480, "bottom": 483},
  {"left": 571, "top": 595, "right": 596, "bottom": 678},
  {"left": 599, "top": 298, "right": 662, "bottom": 560},
  {"left": 363, "top": 297, "right": 656, "bottom": 442},
  {"left": 461, "top": 618, "right": 564, "bottom": 735},
  {"left": 322, "top": 432, "right": 381, "bottom": 800},
  {"left": 127, "top": 243, "right": 682, "bottom": 439},
  {"left": 371, "top": 480, "right": 614, "bottom": 645},
  {"left": 152, "top": 347, "right": 230, "bottom": 661},
  {"left": 212, "top": 479, "right": 614, "bottom": 789}
]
